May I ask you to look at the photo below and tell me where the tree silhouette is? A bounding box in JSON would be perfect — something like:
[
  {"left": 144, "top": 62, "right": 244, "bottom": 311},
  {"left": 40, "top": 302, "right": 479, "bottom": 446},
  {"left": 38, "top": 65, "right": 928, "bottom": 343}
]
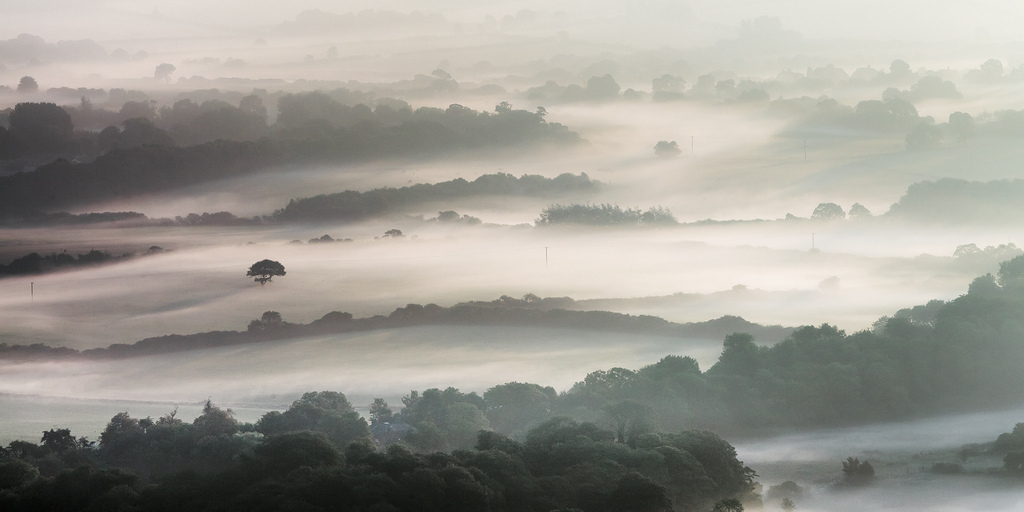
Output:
[
  {"left": 654, "top": 140, "right": 681, "bottom": 157},
  {"left": 247, "top": 259, "right": 286, "bottom": 285},
  {"left": 811, "top": 202, "right": 845, "bottom": 220},
  {"left": 154, "top": 63, "right": 176, "bottom": 81},
  {"left": 17, "top": 76, "right": 38, "bottom": 94}
]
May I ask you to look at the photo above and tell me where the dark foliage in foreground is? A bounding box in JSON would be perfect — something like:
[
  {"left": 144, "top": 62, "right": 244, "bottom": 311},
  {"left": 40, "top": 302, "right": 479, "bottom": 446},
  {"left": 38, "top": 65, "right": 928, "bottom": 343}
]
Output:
[{"left": 0, "top": 400, "right": 754, "bottom": 512}]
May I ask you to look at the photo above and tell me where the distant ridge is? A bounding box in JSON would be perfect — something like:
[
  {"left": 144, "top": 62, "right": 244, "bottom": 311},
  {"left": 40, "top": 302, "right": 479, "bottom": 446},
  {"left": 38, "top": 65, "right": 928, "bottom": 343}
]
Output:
[{"left": 0, "top": 294, "right": 794, "bottom": 361}]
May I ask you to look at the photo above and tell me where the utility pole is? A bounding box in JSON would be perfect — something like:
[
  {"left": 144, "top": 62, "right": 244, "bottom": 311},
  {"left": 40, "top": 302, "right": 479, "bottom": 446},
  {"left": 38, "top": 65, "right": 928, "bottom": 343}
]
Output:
[
  {"left": 803, "top": 138, "right": 807, "bottom": 162},
  {"left": 30, "top": 282, "right": 34, "bottom": 301},
  {"left": 811, "top": 233, "right": 815, "bottom": 250},
  {"left": 690, "top": 136, "right": 694, "bottom": 157},
  {"left": 545, "top": 247, "right": 548, "bottom": 268}
]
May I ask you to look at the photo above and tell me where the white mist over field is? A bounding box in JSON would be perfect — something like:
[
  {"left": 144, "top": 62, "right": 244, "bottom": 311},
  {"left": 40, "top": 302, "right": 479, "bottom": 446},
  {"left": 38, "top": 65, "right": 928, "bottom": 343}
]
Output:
[{"left": 4, "top": 1, "right": 1024, "bottom": 509}]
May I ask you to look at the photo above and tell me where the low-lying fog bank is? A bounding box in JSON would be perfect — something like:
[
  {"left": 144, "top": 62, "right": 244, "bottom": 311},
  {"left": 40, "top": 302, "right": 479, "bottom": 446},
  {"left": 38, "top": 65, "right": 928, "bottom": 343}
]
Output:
[
  {"left": 0, "top": 324, "right": 720, "bottom": 403},
  {"left": 0, "top": 324, "right": 721, "bottom": 443},
  {"left": 0, "top": 217, "right": 1011, "bottom": 349},
  {"left": 736, "top": 406, "right": 1024, "bottom": 511}
]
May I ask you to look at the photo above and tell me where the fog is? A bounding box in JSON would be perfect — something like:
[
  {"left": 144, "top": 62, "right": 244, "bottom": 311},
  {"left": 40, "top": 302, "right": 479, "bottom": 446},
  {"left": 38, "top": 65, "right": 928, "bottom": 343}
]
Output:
[
  {"left": 736, "top": 406, "right": 1024, "bottom": 511},
  {"left": 4, "top": 1, "right": 1024, "bottom": 509},
  {"left": 0, "top": 218, "right": 1006, "bottom": 349}
]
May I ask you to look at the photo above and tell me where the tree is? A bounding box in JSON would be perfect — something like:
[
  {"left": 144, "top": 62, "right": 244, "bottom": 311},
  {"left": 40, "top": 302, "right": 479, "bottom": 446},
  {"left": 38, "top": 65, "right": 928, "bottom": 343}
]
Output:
[
  {"left": 811, "top": 202, "right": 845, "bottom": 220},
  {"left": 248, "top": 311, "right": 284, "bottom": 331},
  {"left": 906, "top": 121, "right": 942, "bottom": 151},
  {"left": 587, "top": 74, "right": 621, "bottom": 99},
  {"left": 0, "top": 458, "right": 39, "bottom": 490},
  {"left": 41, "top": 428, "right": 79, "bottom": 454},
  {"left": 889, "top": 59, "right": 911, "bottom": 77},
  {"left": 607, "top": 472, "right": 673, "bottom": 512},
  {"left": 255, "top": 391, "right": 371, "bottom": 448},
  {"left": 370, "top": 398, "right": 394, "bottom": 426},
  {"left": 841, "top": 457, "right": 875, "bottom": 485},
  {"left": 781, "top": 497, "right": 796, "bottom": 511},
  {"left": 652, "top": 74, "right": 685, "bottom": 94},
  {"left": 998, "top": 255, "right": 1024, "bottom": 288},
  {"left": 848, "top": 203, "right": 871, "bottom": 219},
  {"left": 246, "top": 259, "right": 285, "bottom": 285},
  {"left": 8, "top": 102, "right": 74, "bottom": 154},
  {"left": 603, "top": 400, "right": 656, "bottom": 445},
  {"left": 981, "top": 58, "right": 1004, "bottom": 78},
  {"left": 154, "top": 63, "right": 176, "bottom": 81},
  {"left": 192, "top": 399, "right": 238, "bottom": 437},
  {"left": 712, "top": 498, "right": 744, "bottom": 512},
  {"left": 654, "top": 140, "right": 681, "bottom": 157},
  {"left": 17, "top": 76, "right": 38, "bottom": 94},
  {"left": 949, "top": 112, "right": 975, "bottom": 143}
]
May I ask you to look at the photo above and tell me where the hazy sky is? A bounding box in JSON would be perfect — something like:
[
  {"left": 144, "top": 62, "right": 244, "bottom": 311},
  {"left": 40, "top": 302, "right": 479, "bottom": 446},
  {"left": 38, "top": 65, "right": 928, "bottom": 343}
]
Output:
[{"left": 5, "top": 0, "right": 1024, "bottom": 44}]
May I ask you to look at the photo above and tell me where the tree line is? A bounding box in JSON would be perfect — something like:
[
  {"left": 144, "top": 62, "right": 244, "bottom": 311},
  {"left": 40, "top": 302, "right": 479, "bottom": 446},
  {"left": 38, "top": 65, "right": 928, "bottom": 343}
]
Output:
[
  {"left": 0, "top": 392, "right": 756, "bottom": 512},
  {"left": 0, "top": 97, "right": 580, "bottom": 216},
  {"left": 273, "top": 172, "right": 597, "bottom": 223},
  {"left": 0, "top": 296, "right": 792, "bottom": 361}
]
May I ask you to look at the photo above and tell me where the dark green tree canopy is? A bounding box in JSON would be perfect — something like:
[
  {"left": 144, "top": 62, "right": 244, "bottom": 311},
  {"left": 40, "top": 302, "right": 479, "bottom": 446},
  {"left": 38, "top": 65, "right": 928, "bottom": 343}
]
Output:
[{"left": 246, "top": 259, "right": 285, "bottom": 285}]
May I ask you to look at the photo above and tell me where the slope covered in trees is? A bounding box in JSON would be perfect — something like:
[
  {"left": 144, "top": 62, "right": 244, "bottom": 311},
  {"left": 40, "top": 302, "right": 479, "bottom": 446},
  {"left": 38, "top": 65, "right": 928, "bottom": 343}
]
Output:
[{"left": 0, "top": 100, "right": 581, "bottom": 216}]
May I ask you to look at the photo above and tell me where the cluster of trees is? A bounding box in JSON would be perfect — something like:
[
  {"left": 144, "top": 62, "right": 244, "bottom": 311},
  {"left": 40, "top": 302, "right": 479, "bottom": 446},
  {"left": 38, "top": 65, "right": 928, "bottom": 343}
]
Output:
[
  {"left": 536, "top": 203, "right": 677, "bottom": 226},
  {"left": 563, "top": 258, "right": 1024, "bottom": 435},
  {"left": 0, "top": 249, "right": 128, "bottom": 277},
  {"left": 1, "top": 92, "right": 580, "bottom": 160},
  {"left": 0, "top": 246, "right": 168, "bottom": 277},
  {"left": 885, "top": 178, "right": 1024, "bottom": 224},
  {"left": 800, "top": 202, "right": 871, "bottom": 221},
  {"left": 526, "top": 74, "right": 623, "bottom": 103},
  {"left": 781, "top": 90, "right": 1024, "bottom": 152},
  {"left": 786, "top": 179, "right": 1024, "bottom": 227},
  {"left": 274, "top": 172, "right": 596, "bottom": 223},
  {"left": 0, "top": 393, "right": 755, "bottom": 511},
  {"left": 0, "top": 98, "right": 580, "bottom": 215},
  {"left": 993, "top": 423, "right": 1024, "bottom": 474},
  {"left": 515, "top": 56, "right": 1011, "bottom": 108}
]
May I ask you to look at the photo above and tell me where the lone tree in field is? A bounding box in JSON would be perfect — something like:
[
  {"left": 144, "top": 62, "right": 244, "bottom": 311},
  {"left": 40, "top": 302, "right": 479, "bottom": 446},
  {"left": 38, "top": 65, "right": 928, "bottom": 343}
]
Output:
[{"left": 247, "top": 259, "right": 286, "bottom": 285}]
